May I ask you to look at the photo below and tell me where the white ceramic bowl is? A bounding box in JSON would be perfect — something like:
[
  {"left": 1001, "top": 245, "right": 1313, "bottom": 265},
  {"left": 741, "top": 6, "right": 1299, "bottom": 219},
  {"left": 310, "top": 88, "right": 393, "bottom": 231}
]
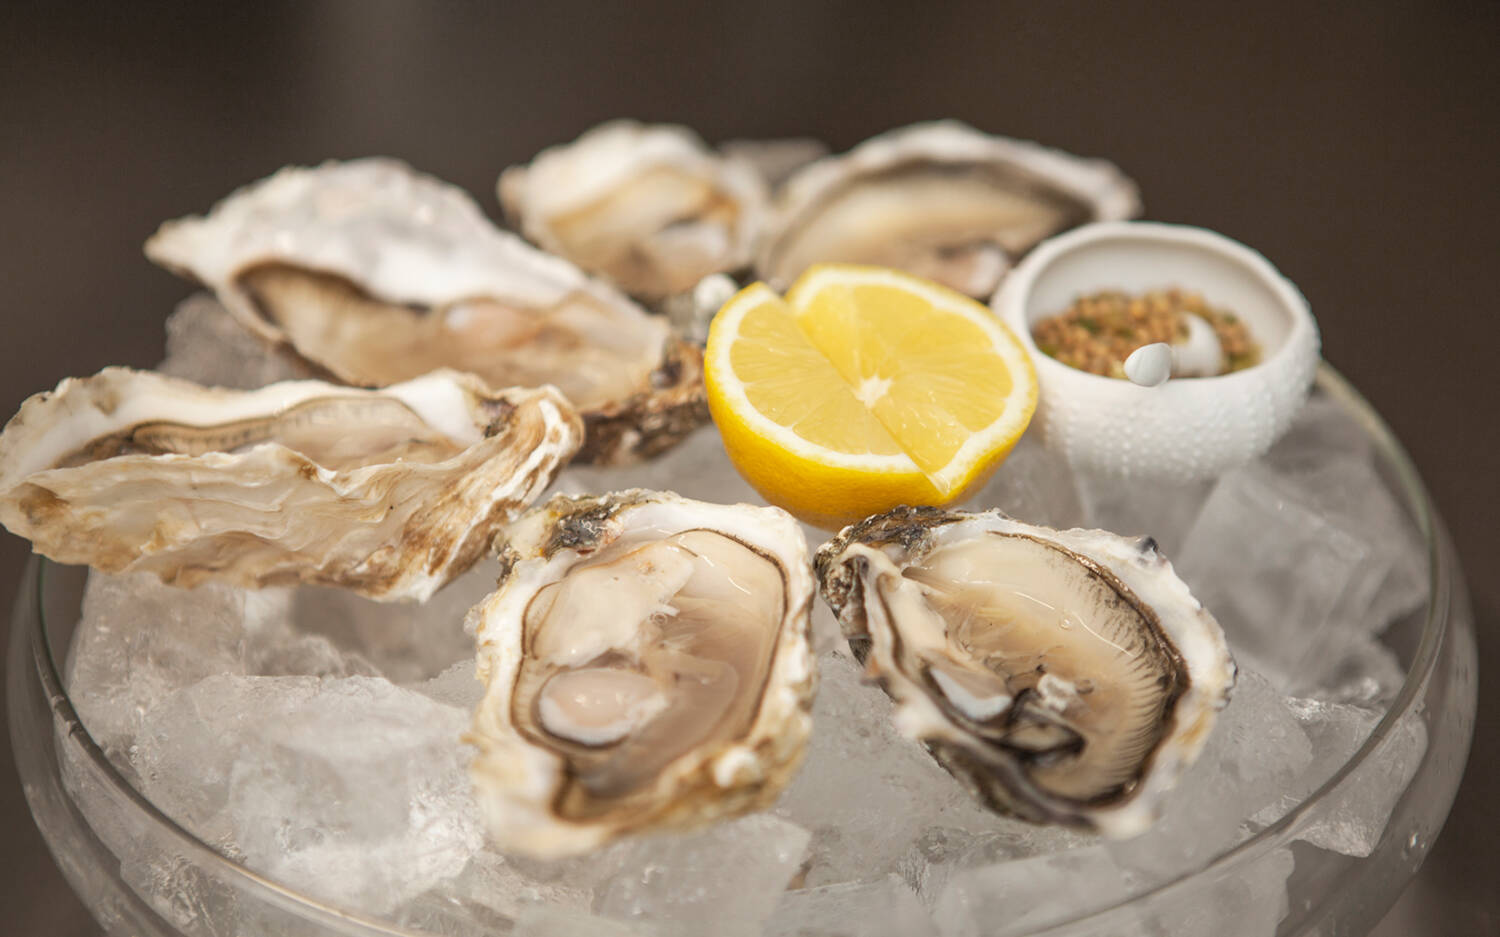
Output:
[{"left": 993, "top": 221, "right": 1320, "bottom": 481}]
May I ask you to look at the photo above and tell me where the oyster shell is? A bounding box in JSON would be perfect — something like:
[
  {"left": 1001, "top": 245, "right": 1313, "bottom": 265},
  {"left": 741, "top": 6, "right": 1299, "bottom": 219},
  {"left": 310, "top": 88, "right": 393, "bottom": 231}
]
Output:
[
  {"left": 499, "top": 121, "right": 768, "bottom": 301},
  {"left": 467, "top": 490, "right": 816, "bottom": 857},
  {"left": 145, "top": 158, "right": 704, "bottom": 464},
  {"left": 816, "top": 506, "right": 1234, "bottom": 836},
  {"left": 756, "top": 121, "right": 1141, "bottom": 299},
  {"left": 0, "top": 368, "right": 581, "bottom": 601}
]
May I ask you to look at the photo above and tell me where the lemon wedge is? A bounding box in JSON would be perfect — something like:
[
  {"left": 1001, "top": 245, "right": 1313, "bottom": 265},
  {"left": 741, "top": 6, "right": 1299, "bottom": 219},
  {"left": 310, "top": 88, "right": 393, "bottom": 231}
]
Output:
[{"left": 705, "top": 264, "right": 1037, "bottom": 529}]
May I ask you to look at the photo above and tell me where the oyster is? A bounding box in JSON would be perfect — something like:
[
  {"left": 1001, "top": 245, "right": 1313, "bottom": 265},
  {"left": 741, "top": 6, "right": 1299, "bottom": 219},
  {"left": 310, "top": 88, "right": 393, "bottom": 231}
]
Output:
[
  {"left": 499, "top": 121, "right": 768, "bottom": 301},
  {"left": 145, "top": 158, "right": 704, "bottom": 464},
  {"left": 467, "top": 490, "right": 816, "bottom": 857},
  {"left": 756, "top": 121, "right": 1141, "bottom": 299},
  {"left": 816, "top": 506, "right": 1234, "bottom": 836},
  {"left": 0, "top": 368, "right": 580, "bottom": 601}
]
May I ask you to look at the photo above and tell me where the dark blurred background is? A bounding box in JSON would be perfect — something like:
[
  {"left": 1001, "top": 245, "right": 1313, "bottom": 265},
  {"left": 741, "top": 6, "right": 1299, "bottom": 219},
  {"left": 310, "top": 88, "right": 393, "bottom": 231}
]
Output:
[{"left": 2, "top": 3, "right": 1496, "bottom": 934}]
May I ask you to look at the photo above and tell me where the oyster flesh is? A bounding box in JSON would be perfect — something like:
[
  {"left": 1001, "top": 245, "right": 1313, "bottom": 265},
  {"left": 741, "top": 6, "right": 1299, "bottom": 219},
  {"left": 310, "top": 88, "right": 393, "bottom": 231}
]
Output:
[
  {"left": 0, "top": 368, "right": 581, "bottom": 601},
  {"left": 816, "top": 506, "right": 1233, "bottom": 836},
  {"left": 756, "top": 121, "right": 1141, "bottom": 299},
  {"left": 500, "top": 120, "right": 768, "bottom": 300},
  {"left": 467, "top": 490, "right": 816, "bottom": 857},
  {"left": 145, "top": 157, "right": 704, "bottom": 464}
]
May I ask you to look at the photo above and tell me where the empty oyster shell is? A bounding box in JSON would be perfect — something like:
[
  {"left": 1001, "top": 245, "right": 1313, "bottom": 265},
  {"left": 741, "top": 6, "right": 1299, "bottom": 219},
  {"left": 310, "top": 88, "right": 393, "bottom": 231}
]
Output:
[
  {"left": 757, "top": 121, "right": 1141, "bottom": 299},
  {"left": 816, "top": 506, "right": 1234, "bottom": 836},
  {"left": 0, "top": 368, "right": 580, "bottom": 601},
  {"left": 145, "top": 158, "right": 704, "bottom": 464},
  {"left": 500, "top": 121, "right": 768, "bottom": 301},
  {"left": 467, "top": 490, "right": 816, "bottom": 857}
]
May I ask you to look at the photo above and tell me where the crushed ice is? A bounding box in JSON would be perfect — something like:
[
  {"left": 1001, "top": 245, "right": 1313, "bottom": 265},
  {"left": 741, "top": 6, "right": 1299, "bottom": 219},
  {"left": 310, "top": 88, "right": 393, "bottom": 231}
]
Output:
[{"left": 54, "top": 302, "right": 1432, "bottom": 935}]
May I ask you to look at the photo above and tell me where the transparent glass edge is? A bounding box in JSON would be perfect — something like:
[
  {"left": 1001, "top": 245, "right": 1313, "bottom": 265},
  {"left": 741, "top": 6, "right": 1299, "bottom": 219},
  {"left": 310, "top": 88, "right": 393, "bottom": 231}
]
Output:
[
  {"left": 1022, "top": 363, "right": 1462, "bottom": 932},
  {"left": 16, "top": 362, "right": 1469, "bottom": 936},
  {"left": 24, "top": 560, "right": 422, "bottom": 936}
]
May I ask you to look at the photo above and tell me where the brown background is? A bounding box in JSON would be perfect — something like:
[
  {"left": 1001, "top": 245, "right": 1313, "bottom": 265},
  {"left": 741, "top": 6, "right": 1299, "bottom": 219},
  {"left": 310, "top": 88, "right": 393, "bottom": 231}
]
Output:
[{"left": 1, "top": 3, "right": 1496, "bottom": 934}]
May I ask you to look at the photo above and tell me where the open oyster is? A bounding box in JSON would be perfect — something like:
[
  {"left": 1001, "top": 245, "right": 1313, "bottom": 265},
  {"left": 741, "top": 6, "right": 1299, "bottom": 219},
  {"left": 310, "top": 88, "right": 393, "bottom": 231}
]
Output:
[
  {"left": 0, "top": 368, "right": 580, "bottom": 601},
  {"left": 757, "top": 121, "right": 1141, "bottom": 299},
  {"left": 145, "top": 158, "right": 704, "bottom": 464},
  {"left": 500, "top": 121, "right": 767, "bottom": 301},
  {"left": 467, "top": 490, "right": 816, "bottom": 857},
  {"left": 816, "top": 506, "right": 1233, "bottom": 836}
]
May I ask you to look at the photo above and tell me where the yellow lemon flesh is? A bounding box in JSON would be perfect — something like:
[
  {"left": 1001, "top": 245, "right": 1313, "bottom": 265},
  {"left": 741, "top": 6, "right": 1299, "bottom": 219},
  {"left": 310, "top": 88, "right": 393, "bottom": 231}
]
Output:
[{"left": 704, "top": 264, "right": 1037, "bottom": 530}]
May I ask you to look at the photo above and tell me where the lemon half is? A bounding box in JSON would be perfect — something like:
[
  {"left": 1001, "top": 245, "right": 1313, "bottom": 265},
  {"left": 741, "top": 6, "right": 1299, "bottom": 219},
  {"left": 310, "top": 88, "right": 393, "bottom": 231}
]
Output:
[{"left": 705, "top": 264, "right": 1037, "bottom": 529}]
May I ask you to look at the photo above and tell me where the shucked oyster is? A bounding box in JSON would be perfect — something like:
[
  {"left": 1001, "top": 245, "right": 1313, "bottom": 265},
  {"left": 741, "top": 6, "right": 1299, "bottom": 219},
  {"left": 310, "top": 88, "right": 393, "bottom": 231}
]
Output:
[
  {"left": 467, "top": 490, "right": 815, "bottom": 857},
  {"left": 500, "top": 121, "right": 768, "bottom": 300},
  {"left": 816, "top": 506, "right": 1233, "bottom": 836},
  {"left": 145, "top": 158, "right": 705, "bottom": 464},
  {"left": 757, "top": 121, "right": 1141, "bottom": 299},
  {"left": 0, "top": 368, "right": 580, "bottom": 601}
]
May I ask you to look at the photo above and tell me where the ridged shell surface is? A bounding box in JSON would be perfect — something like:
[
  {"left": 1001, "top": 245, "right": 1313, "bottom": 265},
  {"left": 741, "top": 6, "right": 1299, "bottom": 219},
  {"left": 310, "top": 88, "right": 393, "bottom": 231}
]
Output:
[{"left": 0, "top": 368, "right": 580, "bottom": 600}]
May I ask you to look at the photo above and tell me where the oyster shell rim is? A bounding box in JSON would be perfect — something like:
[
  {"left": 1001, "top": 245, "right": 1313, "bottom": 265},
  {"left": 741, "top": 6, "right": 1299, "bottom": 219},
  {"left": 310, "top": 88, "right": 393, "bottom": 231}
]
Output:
[
  {"left": 755, "top": 119, "right": 1143, "bottom": 296},
  {"left": 0, "top": 366, "right": 582, "bottom": 601}
]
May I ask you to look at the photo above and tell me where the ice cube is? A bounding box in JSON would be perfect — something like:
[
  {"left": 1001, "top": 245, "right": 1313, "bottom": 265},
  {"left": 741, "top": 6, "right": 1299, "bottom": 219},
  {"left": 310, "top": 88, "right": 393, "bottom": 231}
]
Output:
[
  {"left": 131, "top": 674, "right": 482, "bottom": 914},
  {"left": 931, "top": 846, "right": 1135, "bottom": 937},
  {"left": 1074, "top": 471, "right": 1214, "bottom": 558},
  {"left": 1303, "top": 633, "right": 1406, "bottom": 707},
  {"left": 898, "top": 822, "right": 1094, "bottom": 908},
  {"left": 773, "top": 651, "right": 1011, "bottom": 888},
  {"left": 119, "top": 849, "right": 244, "bottom": 936},
  {"left": 158, "top": 292, "right": 315, "bottom": 389},
  {"left": 594, "top": 813, "right": 810, "bottom": 937},
  {"left": 393, "top": 847, "right": 596, "bottom": 936},
  {"left": 288, "top": 559, "right": 496, "bottom": 684},
  {"left": 249, "top": 628, "right": 381, "bottom": 679},
  {"left": 961, "top": 435, "right": 1085, "bottom": 530},
  {"left": 1107, "top": 669, "right": 1311, "bottom": 880},
  {"left": 765, "top": 875, "right": 936, "bottom": 937},
  {"left": 392, "top": 890, "right": 515, "bottom": 937},
  {"left": 1174, "top": 464, "right": 1374, "bottom": 692},
  {"left": 1279, "top": 697, "right": 1426, "bottom": 857},
  {"left": 413, "top": 659, "right": 485, "bottom": 710},
  {"left": 1261, "top": 454, "right": 1428, "bottom": 633},
  {"left": 1264, "top": 389, "right": 1374, "bottom": 475},
  {"left": 551, "top": 425, "right": 764, "bottom": 506},
  {"left": 512, "top": 905, "right": 650, "bottom": 937},
  {"left": 1176, "top": 454, "right": 1425, "bottom": 696},
  {"left": 1141, "top": 846, "right": 1295, "bottom": 937},
  {"left": 64, "top": 571, "right": 294, "bottom": 760}
]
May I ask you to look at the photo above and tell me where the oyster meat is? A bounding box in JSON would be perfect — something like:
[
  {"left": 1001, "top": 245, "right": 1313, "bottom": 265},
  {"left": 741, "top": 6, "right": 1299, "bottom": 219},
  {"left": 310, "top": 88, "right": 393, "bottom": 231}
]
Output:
[
  {"left": 0, "top": 368, "right": 581, "bottom": 601},
  {"left": 467, "top": 490, "right": 816, "bottom": 857},
  {"left": 757, "top": 121, "right": 1141, "bottom": 299},
  {"left": 816, "top": 506, "right": 1234, "bottom": 836},
  {"left": 145, "top": 157, "right": 704, "bottom": 464},
  {"left": 500, "top": 120, "right": 768, "bottom": 300}
]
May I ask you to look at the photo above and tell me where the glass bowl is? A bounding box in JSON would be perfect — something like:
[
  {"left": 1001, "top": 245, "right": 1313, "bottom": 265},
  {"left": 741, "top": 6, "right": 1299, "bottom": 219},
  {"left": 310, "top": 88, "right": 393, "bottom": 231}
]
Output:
[{"left": 7, "top": 366, "right": 1477, "bottom": 937}]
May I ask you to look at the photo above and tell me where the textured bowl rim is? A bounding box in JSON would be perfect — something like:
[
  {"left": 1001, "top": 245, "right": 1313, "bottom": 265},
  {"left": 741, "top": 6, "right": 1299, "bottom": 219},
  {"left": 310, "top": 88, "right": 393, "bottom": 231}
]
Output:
[{"left": 995, "top": 219, "right": 1318, "bottom": 379}]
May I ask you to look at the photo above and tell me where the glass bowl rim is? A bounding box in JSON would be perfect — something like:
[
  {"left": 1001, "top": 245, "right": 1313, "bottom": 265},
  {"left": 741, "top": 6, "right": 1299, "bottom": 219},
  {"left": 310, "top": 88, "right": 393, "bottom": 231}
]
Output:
[{"left": 14, "top": 362, "right": 1453, "bottom": 935}]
